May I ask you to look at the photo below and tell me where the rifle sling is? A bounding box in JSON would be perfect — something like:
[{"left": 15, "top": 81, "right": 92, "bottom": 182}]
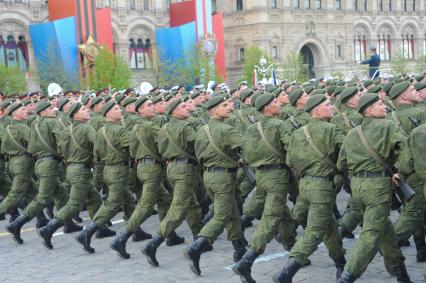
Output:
[
  {"left": 256, "top": 122, "right": 284, "bottom": 160},
  {"left": 203, "top": 125, "right": 237, "bottom": 166}
]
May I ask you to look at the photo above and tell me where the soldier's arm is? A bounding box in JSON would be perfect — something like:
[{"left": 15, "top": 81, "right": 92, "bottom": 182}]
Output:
[{"left": 337, "top": 140, "right": 348, "bottom": 175}]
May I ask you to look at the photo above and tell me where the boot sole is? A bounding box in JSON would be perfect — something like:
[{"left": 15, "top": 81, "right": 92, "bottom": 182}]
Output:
[
  {"left": 141, "top": 248, "right": 159, "bottom": 267},
  {"left": 109, "top": 243, "right": 130, "bottom": 259},
  {"left": 183, "top": 250, "right": 201, "bottom": 276},
  {"left": 36, "top": 229, "right": 53, "bottom": 249},
  {"left": 232, "top": 265, "right": 255, "bottom": 283}
]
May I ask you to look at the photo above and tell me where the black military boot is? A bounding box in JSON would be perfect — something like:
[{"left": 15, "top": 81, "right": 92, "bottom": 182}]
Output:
[
  {"left": 394, "top": 263, "right": 412, "bottom": 283},
  {"left": 166, "top": 231, "right": 185, "bottom": 246},
  {"left": 333, "top": 256, "right": 346, "bottom": 280},
  {"left": 95, "top": 225, "right": 116, "bottom": 238},
  {"left": 36, "top": 211, "right": 49, "bottom": 229},
  {"left": 5, "top": 214, "right": 31, "bottom": 244},
  {"left": 232, "top": 239, "right": 247, "bottom": 262},
  {"left": 240, "top": 215, "right": 254, "bottom": 232},
  {"left": 202, "top": 209, "right": 214, "bottom": 225},
  {"left": 75, "top": 221, "right": 99, "bottom": 253},
  {"left": 142, "top": 233, "right": 165, "bottom": 267},
  {"left": 337, "top": 225, "right": 355, "bottom": 240},
  {"left": 183, "top": 236, "right": 210, "bottom": 276},
  {"left": 37, "top": 218, "right": 63, "bottom": 249},
  {"left": 131, "top": 227, "right": 152, "bottom": 242},
  {"left": 193, "top": 234, "right": 213, "bottom": 252},
  {"left": 72, "top": 213, "right": 83, "bottom": 223},
  {"left": 397, "top": 236, "right": 410, "bottom": 247},
  {"left": 336, "top": 271, "right": 356, "bottom": 283},
  {"left": 232, "top": 248, "right": 258, "bottom": 283},
  {"left": 8, "top": 207, "right": 20, "bottom": 223},
  {"left": 413, "top": 235, "right": 426, "bottom": 262},
  {"left": 272, "top": 258, "right": 302, "bottom": 283},
  {"left": 110, "top": 229, "right": 133, "bottom": 259},
  {"left": 63, "top": 221, "right": 83, "bottom": 233}
]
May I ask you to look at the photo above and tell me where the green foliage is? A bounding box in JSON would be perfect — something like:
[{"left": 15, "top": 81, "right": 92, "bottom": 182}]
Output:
[
  {"left": 37, "top": 41, "right": 80, "bottom": 92},
  {"left": 282, "top": 51, "right": 308, "bottom": 83},
  {"left": 85, "top": 47, "right": 132, "bottom": 91},
  {"left": 0, "top": 65, "right": 27, "bottom": 95},
  {"left": 391, "top": 49, "right": 411, "bottom": 76},
  {"left": 239, "top": 47, "right": 274, "bottom": 86},
  {"left": 416, "top": 54, "right": 426, "bottom": 74}
]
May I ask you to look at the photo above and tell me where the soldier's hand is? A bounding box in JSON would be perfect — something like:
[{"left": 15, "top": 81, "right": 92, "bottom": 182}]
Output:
[
  {"left": 392, "top": 173, "right": 401, "bottom": 187},
  {"left": 237, "top": 159, "right": 244, "bottom": 167}
]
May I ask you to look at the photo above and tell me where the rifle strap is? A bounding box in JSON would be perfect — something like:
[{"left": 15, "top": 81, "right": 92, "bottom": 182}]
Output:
[
  {"left": 354, "top": 125, "right": 392, "bottom": 175},
  {"left": 238, "top": 110, "right": 250, "bottom": 127},
  {"left": 132, "top": 125, "right": 163, "bottom": 163},
  {"left": 302, "top": 126, "right": 340, "bottom": 173},
  {"left": 6, "top": 126, "right": 27, "bottom": 152},
  {"left": 164, "top": 125, "right": 196, "bottom": 160},
  {"left": 100, "top": 127, "right": 127, "bottom": 159},
  {"left": 69, "top": 125, "right": 91, "bottom": 155},
  {"left": 256, "top": 122, "right": 284, "bottom": 160},
  {"left": 203, "top": 125, "right": 237, "bottom": 166},
  {"left": 34, "top": 123, "right": 58, "bottom": 155},
  {"left": 342, "top": 112, "right": 352, "bottom": 129},
  {"left": 391, "top": 112, "right": 408, "bottom": 136}
]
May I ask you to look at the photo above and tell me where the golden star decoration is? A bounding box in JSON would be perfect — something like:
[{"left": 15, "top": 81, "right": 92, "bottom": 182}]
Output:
[{"left": 77, "top": 34, "right": 103, "bottom": 67}]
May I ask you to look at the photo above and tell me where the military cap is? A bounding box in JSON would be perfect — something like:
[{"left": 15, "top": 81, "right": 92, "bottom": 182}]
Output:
[
  {"left": 135, "top": 96, "right": 149, "bottom": 112},
  {"left": 311, "top": 89, "right": 327, "bottom": 95},
  {"left": 333, "top": 86, "right": 345, "bottom": 96},
  {"left": 304, "top": 86, "right": 315, "bottom": 95},
  {"left": 240, "top": 88, "right": 254, "bottom": 102},
  {"left": 381, "top": 82, "right": 395, "bottom": 94},
  {"left": 1, "top": 99, "right": 13, "bottom": 110},
  {"left": 151, "top": 96, "right": 164, "bottom": 104},
  {"left": 229, "top": 88, "right": 238, "bottom": 95},
  {"left": 90, "top": 97, "right": 103, "bottom": 109},
  {"left": 39, "top": 93, "right": 48, "bottom": 99},
  {"left": 164, "top": 94, "right": 173, "bottom": 102},
  {"left": 122, "top": 97, "right": 137, "bottom": 107},
  {"left": 58, "top": 97, "right": 70, "bottom": 111},
  {"left": 206, "top": 95, "right": 226, "bottom": 110},
  {"left": 21, "top": 99, "right": 32, "bottom": 106},
  {"left": 251, "top": 91, "right": 263, "bottom": 107},
  {"left": 363, "top": 80, "right": 374, "bottom": 88},
  {"left": 255, "top": 93, "right": 275, "bottom": 111},
  {"left": 101, "top": 101, "right": 117, "bottom": 117},
  {"left": 337, "top": 80, "right": 346, "bottom": 86},
  {"left": 289, "top": 89, "right": 304, "bottom": 106},
  {"left": 326, "top": 85, "right": 336, "bottom": 95},
  {"left": 317, "top": 84, "right": 325, "bottom": 89},
  {"left": 47, "top": 95, "right": 55, "bottom": 101},
  {"left": 103, "top": 94, "right": 112, "bottom": 103},
  {"left": 29, "top": 91, "right": 38, "bottom": 97},
  {"left": 272, "top": 87, "right": 284, "bottom": 97},
  {"left": 389, "top": 81, "right": 411, "bottom": 100},
  {"left": 115, "top": 94, "right": 126, "bottom": 104},
  {"left": 190, "top": 91, "right": 201, "bottom": 99},
  {"left": 415, "top": 75, "right": 424, "bottom": 82},
  {"left": 7, "top": 102, "right": 24, "bottom": 116},
  {"left": 358, "top": 93, "right": 380, "bottom": 113},
  {"left": 36, "top": 101, "right": 52, "bottom": 114},
  {"left": 302, "top": 82, "right": 312, "bottom": 88},
  {"left": 367, "top": 85, "right": 383, "bottom": 94},
  {"left": 340, "top": 87, "right": 359, "bottom": 104},
  {"left": 265, "top": 85, "right": 279, "bottom": 93},
  {"left": 283, "top": 84, "right": 292, "bottom": 92},
  {"left": 414, "top": 82, "right": 426, "bottom": 92},
  {"left": 305, "top": 94, "right": 327, "bottom": 113},
  {"left": 81, "top": 94, "right": 91, "bottom": 106},
  {"left": 124, "top": 88, "right": 136, "bottom": 96},
  {"left": 165, "top": 98, "right": 183, "bottom": 115},
  {"left": 68, "top": 102, "right": 83, "bottom": 119}
]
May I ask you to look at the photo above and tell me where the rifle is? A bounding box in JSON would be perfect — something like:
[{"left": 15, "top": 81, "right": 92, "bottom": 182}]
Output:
[
  {"left": 409, "top": 116, "right": 421, "bottom": 127},
  {"left": 200, "top": 119, "right": 256, "bottom": 185},
  {"left": 287, "top": 113, "right": 301, "bottom": 129}
]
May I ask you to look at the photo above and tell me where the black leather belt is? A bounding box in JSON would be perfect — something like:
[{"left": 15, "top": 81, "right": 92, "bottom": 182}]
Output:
[
  {"left": 205, "top": 167, "right": 237, "bottom": 173},
  {"left": 354, "top": 170, "right": 391, "bottom": 178},
  {"left": 138, "top": 158, "right": 163, "bottom": 165},
  {"left": 172, "top": 158, "right": 197, "bottom": 165},
  {"left": 257, "top": 164, "right": 288, "bottom": 170},
  {"left": 302, "top": 175, "right": 334, "bottom": 182},
  {"left": 38, "top": 155, "right": 59, "bottom": 161}
]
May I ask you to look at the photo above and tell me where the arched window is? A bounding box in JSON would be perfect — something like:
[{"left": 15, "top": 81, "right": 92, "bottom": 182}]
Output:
[
  {"left": 353, "top": 0, "right": 358, "bottom": 10},
  {"left": 402, "top": 25, "right": 415, "bottom": 59},
  {"left": 364, "top": 0, "right": 368, "bottom": 10},
  {"left": 379, "top": 0, "right": 383, "bottom": 11},
  {"left": 236, "top": 0, "right": 243, "bottom": 11},
  {"left": 129, "top": 38, "right": 152, "bottom": 69},
  {"left": 377, "top": 26, "right": 392, "bottom": 61},
  {"left": 316, "top": 0, "right": 321, "bottom": 9},
  {"left": 335, "top": 0, "right": 341, "bottom": 9},
  {"left": 354, "top": 27, "right": 369, "bottom": 61},
  {"left": 293, "top": 0, "right": 300, "bottom": 8},
  {"left": 0, "top": 34, "right": 29, "bottom": 71}
]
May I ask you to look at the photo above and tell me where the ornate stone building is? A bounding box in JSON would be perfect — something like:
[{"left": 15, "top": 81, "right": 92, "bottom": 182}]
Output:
[{"left": 0, "top": 0, "right": 424, "bottom": 89}]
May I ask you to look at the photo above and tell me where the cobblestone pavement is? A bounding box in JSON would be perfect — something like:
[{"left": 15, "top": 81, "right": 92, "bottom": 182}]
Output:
[{"left": 0, "top": 191, "right": 423, "bottom": 283}]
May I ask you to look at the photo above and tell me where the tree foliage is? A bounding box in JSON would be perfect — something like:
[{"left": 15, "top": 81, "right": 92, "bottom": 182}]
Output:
[
  {"left": 282, "top": 51, "right": 308, "bottom": 83},
  {"left": 391, "top": 48, "right": 411, "bottom": 76},
  {"left": 0, "top": 65, "right": 27, "bottom": 95},
  {"left": 85, "top": 47, "right": 132, "bottom": 91},
  {"left": 416, "top": 54, "right": 426, "bottom": 74},
  {"left": 239, "top": 47, "right": 274, "bottom": 86}
]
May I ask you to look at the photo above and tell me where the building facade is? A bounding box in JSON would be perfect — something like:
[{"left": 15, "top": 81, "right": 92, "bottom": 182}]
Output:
[{"left": 0, "top": 0, "right": 424, "bottom": 89}]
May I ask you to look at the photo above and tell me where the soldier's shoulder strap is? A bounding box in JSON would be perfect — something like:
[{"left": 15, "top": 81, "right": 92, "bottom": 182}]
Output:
[
  {"left": 238, "top": 110, "right": 250, "bottom": 126},
  {"left": 342, "top": 112, "right": 352, "bottom": 129},
  {"left": 69, "top": 125, "right": 91, "bottom": 155},
  {"left": 34, "top": 122, "right": 58, "bottom": 155},
  {"left": 203, "top": 125, "right": 237, "bottom": 166},
  {"left": 301, "top": 125, "right": 339, "bottom": 172},
  {"left": 132, "top": 124, "right": 163, "bottom": 162},
  {"left": 163, "top": 124, "right": 196, "bottom": 160},
  {"left": 391, "top": 112, "right": 408, "bottom": 136},
  {"left": 5, "top": 125, "right": 27, "bottom": 152},
  {"left": 100, "top": 126, "right": 126, "bottom": 159},
  {"left": 256, "top": 122, "right": 284, "bottom": 159},
  {"left": 58, "top": 117, "right": 67, "bottom": 129},
  {"left": 354, "top": 125, "right": 392, "bottom": 174}
]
